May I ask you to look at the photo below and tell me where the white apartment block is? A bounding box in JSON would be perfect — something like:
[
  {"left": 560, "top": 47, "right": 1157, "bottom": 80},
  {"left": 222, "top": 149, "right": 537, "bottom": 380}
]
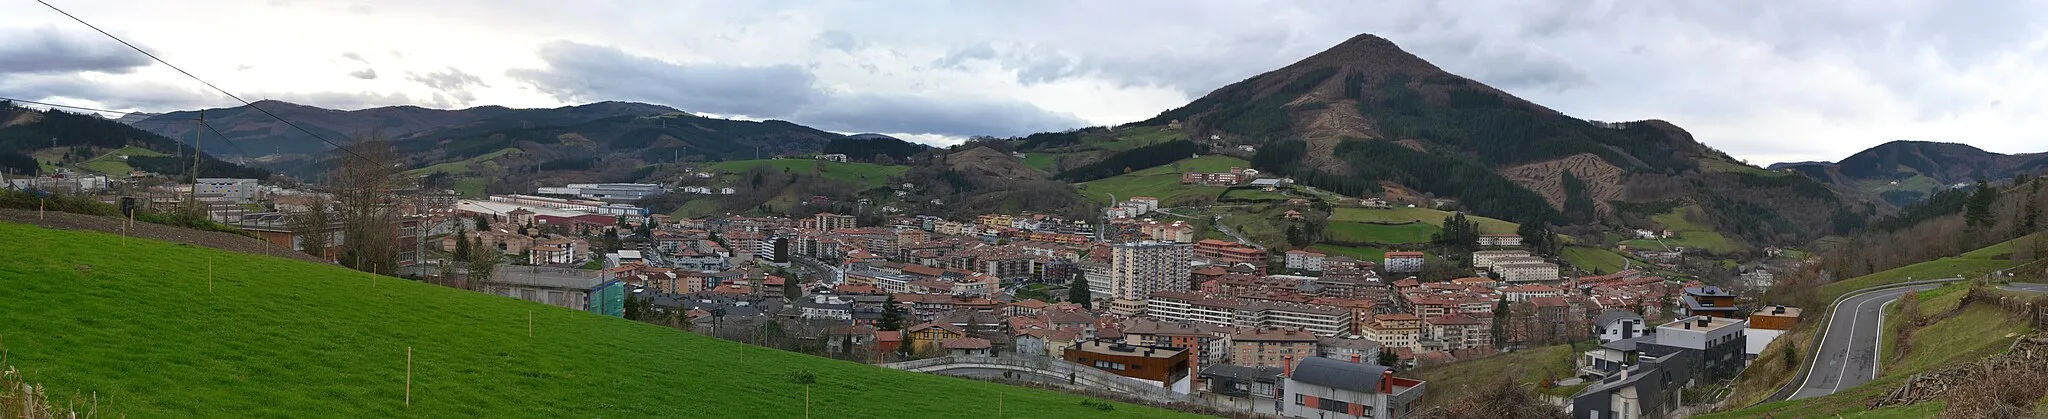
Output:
[
  {"left": 1111, "top": 241, "right": 1193, "bottom": 301},
  {"left": 1472, "top": 250, "right": 1534, "bottom": 270},
  {"left": 1284, "top": 250, "right": 1326, "bottom": 272},
  {"left": 1145, "top": 292, "right": 1244, "bottom": 328},
  {"left": 1496, "top": 261, "right": 1561, "bottom": 283}
]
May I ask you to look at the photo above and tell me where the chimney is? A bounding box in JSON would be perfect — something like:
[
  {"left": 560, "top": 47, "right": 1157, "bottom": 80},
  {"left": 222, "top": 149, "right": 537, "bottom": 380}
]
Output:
[
  {"left": 1380, "top": 370, "right": 1394, "bottom": 393},
  {"left": 1283, "top": 355, "right": 1294, "bottom": 376}
]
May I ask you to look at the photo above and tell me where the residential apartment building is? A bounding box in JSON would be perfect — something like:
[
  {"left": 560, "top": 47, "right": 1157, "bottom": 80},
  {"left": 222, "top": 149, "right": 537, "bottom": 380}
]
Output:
[
  {"left": 1230, "top": 327, "right": 1320, "bottom": 369},
  {"left": 1109, "top": 241, "right": 1194, "bottom": 303},
  {"left": 1422, "top": 314, "right": 1489, "bottom": 351},
  {"left": 1245, "top": 302, "right": 1354, "bottom": 337},
  {"left": 1478, "top": 234, "right": 1522, "bottom": 247},
  {"left": 1146, "top": 291, "right": 1245, "bottom": 328},
  {"left": 1123, "top": 319, "right": 1232, "bottom": 368},
  {"left": 1471, "top": 249, "right": 1534, "bottom": 270},
  {"left": 1362, "top": 314, "right": 1422, "bottom": 351},
  {"left": 1194, "top": 239, "right": 1265, "bottom": 266},
  {"left": 1284, "top": 250, "right": 1327, "bottom": 272},
  {"left": 1383, "top": 251, "right": 1425, "bottom": 273},
  {"left": 815, "top": 213, "right": 856, "bottom": 230},
  {"left": 1502, "top": 284, "right": 1565, "bottom": 302},
  {"left": 1495, "top": 261, "right": 1561, "bottom": 283}
]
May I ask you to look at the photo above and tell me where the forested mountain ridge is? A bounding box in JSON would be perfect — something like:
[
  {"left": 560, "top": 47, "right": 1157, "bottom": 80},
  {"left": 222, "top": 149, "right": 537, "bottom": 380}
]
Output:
[
  {"left": 1128, "top": 33, "right": 1853, "bottom": 248},
  {"left": 0, "top": 101, "right": 271, "bottom": 179},
  {"left": 132, "top": 100, "right": 844, "bottom": 193},
  {"left": 133, "top": 99, "right": 523, "bottom": 157},
  {"left": 1771, "top": 141, "right": 2048, "bottom": 206},
  {"left": 133, "top": 100, "right": 840, "bottom": 170}
]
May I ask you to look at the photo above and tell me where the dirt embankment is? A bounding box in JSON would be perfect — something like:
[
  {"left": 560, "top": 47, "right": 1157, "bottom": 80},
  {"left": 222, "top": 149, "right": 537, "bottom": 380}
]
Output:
[{"left": 0, "top": 208, "right": 325, "bottom": 263}]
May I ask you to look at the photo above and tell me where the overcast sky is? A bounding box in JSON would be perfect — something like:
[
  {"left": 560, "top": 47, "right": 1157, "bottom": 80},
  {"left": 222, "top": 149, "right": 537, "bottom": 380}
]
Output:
[{"left": 4, "top": 0, "right": 2047, "bottom": 165}]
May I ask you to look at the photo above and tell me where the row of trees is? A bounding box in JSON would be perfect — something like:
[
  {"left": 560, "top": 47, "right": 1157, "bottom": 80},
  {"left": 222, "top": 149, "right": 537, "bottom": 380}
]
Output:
[
  {"left": 1817, "top": 176, "right": 2048, "bottom": 282},
  {"left": 1052, "top": 140, "right": 1204, "bottom": 182}
]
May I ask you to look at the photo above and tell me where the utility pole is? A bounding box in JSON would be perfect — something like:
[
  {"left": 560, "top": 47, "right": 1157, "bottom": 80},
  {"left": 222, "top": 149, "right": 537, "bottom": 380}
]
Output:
[{"left": 189, "top": 111, "right": 204, "bottom": 215}]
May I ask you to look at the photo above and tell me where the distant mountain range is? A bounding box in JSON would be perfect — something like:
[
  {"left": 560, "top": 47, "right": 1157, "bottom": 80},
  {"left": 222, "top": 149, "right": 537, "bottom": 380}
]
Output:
[
  {"left": 129, "top": 100, "right": 844, "bottom": 181},
  {"left": 1770, "top": 141, "right": 2048, "bottom": 205}
]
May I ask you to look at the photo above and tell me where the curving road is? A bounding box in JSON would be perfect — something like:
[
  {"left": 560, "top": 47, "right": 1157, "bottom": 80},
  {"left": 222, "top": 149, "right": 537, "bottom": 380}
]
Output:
[
  {"left": 1789, "top": 284, "right": 1940, "bottom": 399},
  {"left": 1998, "top": 282, "right": 2048, "bottom": 294}
]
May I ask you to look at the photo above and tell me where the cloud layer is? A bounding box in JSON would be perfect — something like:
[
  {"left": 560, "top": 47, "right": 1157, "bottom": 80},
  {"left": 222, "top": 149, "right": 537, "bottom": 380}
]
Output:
[
  {"left": 4, "top": 0, "right": 2048, "bottom": 161},
  {"left": 507, "top": 41, "right": 1087, "bottom": 138}
]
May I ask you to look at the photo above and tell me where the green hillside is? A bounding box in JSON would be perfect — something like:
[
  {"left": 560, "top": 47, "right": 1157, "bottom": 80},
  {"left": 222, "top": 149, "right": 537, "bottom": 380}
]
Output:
[
  {"left": 1075, "top": 155, "right": 1249, "bottom": 206},
  {"left": 75, "top": 146, "right": 166, "bottom": 175},
  {"left": 0, "top": 223, "right": 1195, "bottom": 418},
  {"left": 1622, "top": 206, "right": 1740, "bottom": 254},
  {"left": 1561, "top": 246, "right": 1632, "bottom": 274},
  {"left": 406, "top": 147, "right": 522, "bottom": 176},
  {"left": 708, "top": 159, "right": 910, "bottom": 190},
  {"left": 1817, "top": 257, "right": 2013, "bottom": 301},
  {"left": 1324, "top": 222, "right": 1437, "bottom": 244},
  {"left": 1329, "top": 207, "right": 1517, "bottom": 235}
]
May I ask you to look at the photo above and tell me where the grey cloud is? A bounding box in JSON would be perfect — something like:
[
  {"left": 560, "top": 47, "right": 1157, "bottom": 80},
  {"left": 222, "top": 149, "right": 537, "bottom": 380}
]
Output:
[
  {"left": 341, "top": 51, "right": 367, "bottom": 64},
  {"left": 0, "top": 74, "right": 222, "bottom": 110},
  {"left": 509, "top": 41, "right": 817, "bottom": 117},
  {"left": 408, "top": 67, "right": 488, "bottom": 105},
  {"left": 932, "top": 42, "right": 998, "bottom": 69},
  {"left": 795, "top": 93, "right": 1088, "bottom": 138},
  {"left": 813, "top": 30, "right": 864, "bottom": 52},
  {"left": 348, "top": 68, "right": 378, "bottom": 79},
  {"left": 0, "top": 73, "right": 416, "bottom": 112},
  {"left": 0, "top": 27, "right": 153, "bottom": 75},
  {"left": 508, "top": 41, "right": 1084, "bottom": 136},
  {"left": 1460, "top": 45, "right": 1591, "bottom": 92}
]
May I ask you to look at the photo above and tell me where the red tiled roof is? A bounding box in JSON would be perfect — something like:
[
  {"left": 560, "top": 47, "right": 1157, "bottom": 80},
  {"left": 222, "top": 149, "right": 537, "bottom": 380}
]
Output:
[{"left": 942, "top": 337, "right": 992, "bottom": 349}]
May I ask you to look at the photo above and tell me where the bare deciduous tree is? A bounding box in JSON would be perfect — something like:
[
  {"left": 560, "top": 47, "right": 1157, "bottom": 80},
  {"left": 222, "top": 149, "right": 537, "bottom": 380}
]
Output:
[
  {"left": 328, "top": 138, "right": 409, "bottom": 276},
  {"left": 289, "top": 200, "right": 334, "bottom": 260}
]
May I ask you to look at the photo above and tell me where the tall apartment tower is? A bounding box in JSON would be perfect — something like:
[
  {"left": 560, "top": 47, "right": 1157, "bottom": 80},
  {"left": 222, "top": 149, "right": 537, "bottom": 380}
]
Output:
[{"left": 1110, "top": 241, "right": 1194, "bottom": 302}]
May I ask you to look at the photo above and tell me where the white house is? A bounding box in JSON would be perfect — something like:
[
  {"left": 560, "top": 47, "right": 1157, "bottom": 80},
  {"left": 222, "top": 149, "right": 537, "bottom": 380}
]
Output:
[
  {"left": 1282, "top": 357, "right": 1425, "bottom": 419},
  {"left": 1593, "top": 310, "right": 1648, "bottom": 343}
]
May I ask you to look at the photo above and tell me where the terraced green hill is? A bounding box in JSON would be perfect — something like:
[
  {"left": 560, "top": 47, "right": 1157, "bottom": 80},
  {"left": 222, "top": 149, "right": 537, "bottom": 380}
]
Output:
[{"left": 0, "top": 223, "right": 1196, "bottom": 418}]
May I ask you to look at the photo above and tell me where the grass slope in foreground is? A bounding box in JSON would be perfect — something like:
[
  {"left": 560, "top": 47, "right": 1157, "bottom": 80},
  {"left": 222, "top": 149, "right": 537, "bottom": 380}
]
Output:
[{"left": 0, "top": 223, "right": 1196, "bottom": 418}]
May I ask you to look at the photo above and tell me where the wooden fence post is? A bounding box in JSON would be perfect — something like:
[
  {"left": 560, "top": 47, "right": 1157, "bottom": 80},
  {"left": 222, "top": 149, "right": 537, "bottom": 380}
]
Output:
[{"left": 406, "top": 347, "right": 413, "bottom": 407}]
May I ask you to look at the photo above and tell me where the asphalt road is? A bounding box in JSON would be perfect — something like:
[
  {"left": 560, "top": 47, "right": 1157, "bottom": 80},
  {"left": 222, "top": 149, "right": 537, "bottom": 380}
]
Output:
[
  {"left": 1789, "top": 284, "right": 1938, "bottom": 400},
  {"left": 1997, "top": 282, "right": 2048, "bottom": 294}
]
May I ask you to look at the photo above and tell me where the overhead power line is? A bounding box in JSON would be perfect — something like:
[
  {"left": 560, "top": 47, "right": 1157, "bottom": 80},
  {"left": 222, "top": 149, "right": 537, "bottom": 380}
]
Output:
[{"left": 34, "top": 0, "right": 378, "bottom": 167}]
